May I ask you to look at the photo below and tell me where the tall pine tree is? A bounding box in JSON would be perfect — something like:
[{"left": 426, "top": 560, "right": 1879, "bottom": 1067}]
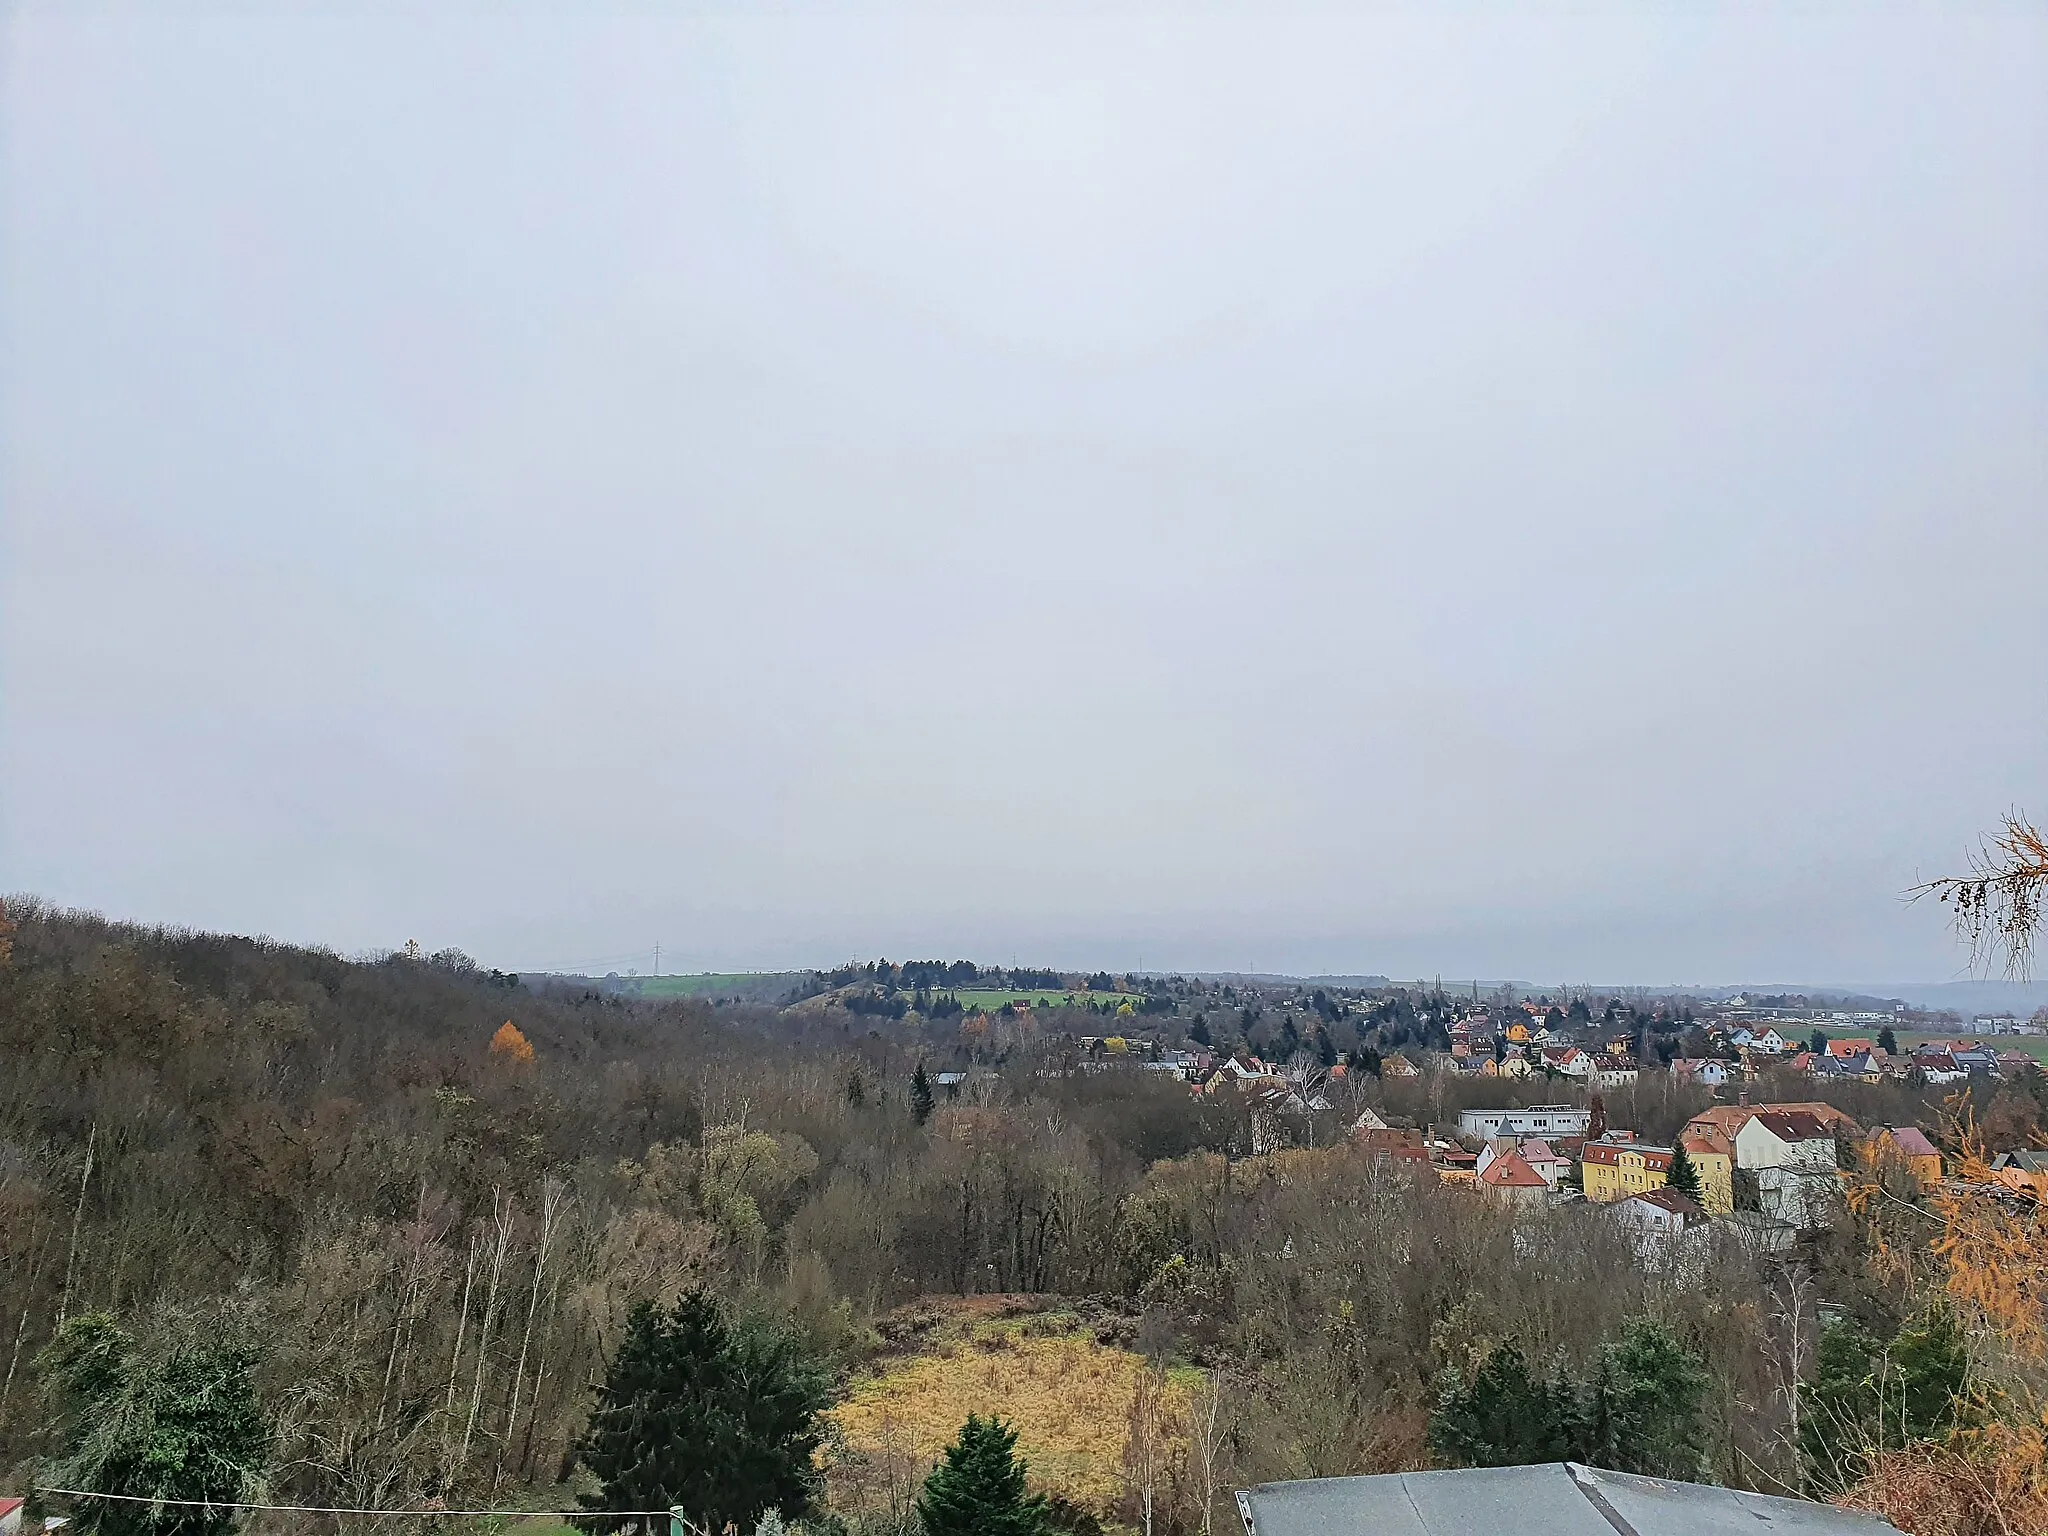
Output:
[
  {"left": 1665, "top": 1143, "right": 1704, "bottom": 1205},
  {"left": 579, "top": 1291, "right": 828, "bottom": 1534},
  {"left": 918, "top": 1414, "right": 1049, "bottom": 1536},
  {"left": 1428, "top": 1342, "right": 1575, "bottom": 1467},
  {"left": 1585, "top": 1318, "right": 1708, "bottom": 1480},
  {"left": 910, "top": 1061, "right": 936, "bottom": 1125}
]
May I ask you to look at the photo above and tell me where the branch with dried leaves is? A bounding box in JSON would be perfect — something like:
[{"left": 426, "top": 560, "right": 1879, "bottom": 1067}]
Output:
[{"left": 1910, "top": 811, "right": 2048, "bottom": 980}]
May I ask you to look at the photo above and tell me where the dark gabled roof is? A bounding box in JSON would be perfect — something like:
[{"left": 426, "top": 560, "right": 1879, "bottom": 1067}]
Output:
[
  {"left": 1749, "top": 1110, "right": 1832, "bottom": 1142},
  {"left": 1238, "top": 1462, "right": 1900, "bottom": 1536},
  {"left": 1619, "top": 1187, "right": 1703, "bottom": 1219}
]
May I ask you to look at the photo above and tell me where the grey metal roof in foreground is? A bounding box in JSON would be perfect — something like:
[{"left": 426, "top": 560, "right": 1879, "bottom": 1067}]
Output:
[{"left": 1237, "top": 1462, "right": 1902, "bottom": 1536}]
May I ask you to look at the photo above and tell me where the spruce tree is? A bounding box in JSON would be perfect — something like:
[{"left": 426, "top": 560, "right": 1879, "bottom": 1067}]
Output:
[
  {"left": 579, "top": 1291, "right": 828, "bottom": 1534},
  {"left": 910, "top": 1062, "right": 936, "bottom": 1125},
  {"left": 1665, "top": 1143, "right": 1704, "bottom": 1205},
  {"left": 1428, "top": 1342, "right": 1574, "bottom": 1467},
  {"left": 1585, "top": 1318, "right": 1708, "bottom": 1480},
  {"left": 1798, "top": 1307, "right": 1969, "bottom": 1496},
  {"left": 918, "top": 1414, "right": 1049, "bottom": 1536}
]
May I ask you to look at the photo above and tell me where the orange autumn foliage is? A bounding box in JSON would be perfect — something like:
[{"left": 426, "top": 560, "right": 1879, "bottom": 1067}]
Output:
[
  {"left": 1843, "top": 1129, "right": 2048, "bottom": 1536},
  {"left": 489, "top": 1020, "right": 535, "bottom": 1065},
  {"left": 1929, "top": 1139, "right": 2048, "bottom": 1363}
]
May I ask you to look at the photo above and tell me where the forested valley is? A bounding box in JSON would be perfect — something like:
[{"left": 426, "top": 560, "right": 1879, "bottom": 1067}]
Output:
[{"left": 1, "top": 901, "right": 2040, "bottom": 1536}]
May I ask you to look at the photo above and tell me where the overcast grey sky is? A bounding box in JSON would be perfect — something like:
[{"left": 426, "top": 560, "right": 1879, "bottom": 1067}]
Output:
[{"left": 4, "top": 6, "right": 2044, "bottom": 983}]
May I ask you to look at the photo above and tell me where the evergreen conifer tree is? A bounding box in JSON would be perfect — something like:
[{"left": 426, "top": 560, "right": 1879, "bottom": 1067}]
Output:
[
  {"left": 1428, "top": 1342, "right": 1574, "bottom": 1467},
  {"left": 1585, "top": 1318, "right": 1708, "bottom": 1479},
  {"left": 579, "top": 1291, "right": 828, "bottom": 1534},
  {"left": 1798, "top": 1306, "right": 1970, "bottom": 1496},
  {"left": 36, "top": 1312, "right": 268, "bottom": 1536},
  {"left": 910, "top": 1062, "right": 936, "bottom": 1125},
  {"left": 1665, "top": 1143, "right": 1704, "bottom": 1205},
  {"left": 918, "top": 1414, "right": 1049, "bottom": 1536}
]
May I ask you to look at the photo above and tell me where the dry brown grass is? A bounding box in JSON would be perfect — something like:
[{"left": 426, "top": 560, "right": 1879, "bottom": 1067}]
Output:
[{"left": 824, "top": 1299, "right": 1199, "bottom": 1516}]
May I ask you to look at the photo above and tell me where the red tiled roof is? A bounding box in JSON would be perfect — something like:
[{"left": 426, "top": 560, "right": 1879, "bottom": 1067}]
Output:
[
  {"left": 1480, "top": 1151, "right": 1549, "bottom": 1188},
  {"left": 1680, "top": 1126, "right": 1733, "bottom": 1158},
  {"left": 1582, "top": 1140, "right": 1673, "bottom": 1172}
]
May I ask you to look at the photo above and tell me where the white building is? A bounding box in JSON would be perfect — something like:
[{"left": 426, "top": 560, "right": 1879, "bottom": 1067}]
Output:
[
  {"left": 1609, "top": 1188, "right": 1705, "bottom": 1264},
  {"left": 1735, "top": 1109, "right": 1839, "bottom": 1228},
  {"left": 1457, "top": 1105, "right": 1591, "bottom": 1139}
]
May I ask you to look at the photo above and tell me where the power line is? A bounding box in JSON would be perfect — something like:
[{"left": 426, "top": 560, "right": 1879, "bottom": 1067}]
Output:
[{"left": 36, "top": 1489, "right": 674, "bottom": 1519}]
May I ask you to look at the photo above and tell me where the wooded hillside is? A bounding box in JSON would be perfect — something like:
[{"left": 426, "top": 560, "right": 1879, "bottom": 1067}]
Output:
[{"left": 1, "top": 902, "right": 2034, "bottom": 1535}]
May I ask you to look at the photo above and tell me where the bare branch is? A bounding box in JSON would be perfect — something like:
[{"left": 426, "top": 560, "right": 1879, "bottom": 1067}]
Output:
[{"left": 1909, "top": 809, "right": 2048, "bottom": 979}]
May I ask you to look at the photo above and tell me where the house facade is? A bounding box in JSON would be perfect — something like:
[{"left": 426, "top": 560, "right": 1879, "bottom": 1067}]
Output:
[
  {"left": 1456, "top": 1106, "right": 1591, "bottom": 1139},
  {"left": 1679, "top": 1127, "right": 1735, "bottom": 1214},
  {"left": 1866, "top": 1125, "right": 1942, "bottom": 1189},
  {"left": 1735, "top": 1110, "right": 1840, "bottom": 1227},
  {"left": 1609, "top": 1187, "right": 1704, "bottom": 1259},
  {"left": 1478, "top": 1150, "right": 1551, "bottom": 1210},
  {"left": 1581, "top": 1139, "right": 1674, "bottom": 1204}
]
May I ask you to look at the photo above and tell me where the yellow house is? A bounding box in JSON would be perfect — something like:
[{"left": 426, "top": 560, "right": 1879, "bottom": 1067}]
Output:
[
  {"left": 1867, "top": 1125, "right": 1943, "bottom": 1190},
  {"left": 1505, "top": 1022, "right": 1531, "bottom": 1044},
  {"left": 1679, "top": 1128, "right": 1736, "bottom": 1214},
  {"left": 1581, "top": 1139, "right": 1674, "bottom": 1203}
]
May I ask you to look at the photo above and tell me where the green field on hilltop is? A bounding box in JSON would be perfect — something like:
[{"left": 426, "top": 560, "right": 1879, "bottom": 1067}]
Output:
[{"left": 1804, "top": 1025, "right": 2048, "bottom": 1063}]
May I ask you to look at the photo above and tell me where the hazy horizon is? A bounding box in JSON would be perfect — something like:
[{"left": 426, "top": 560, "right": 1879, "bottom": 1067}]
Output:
[{"left": 5, "top": 7, "right": 2044, "bottom": 983}]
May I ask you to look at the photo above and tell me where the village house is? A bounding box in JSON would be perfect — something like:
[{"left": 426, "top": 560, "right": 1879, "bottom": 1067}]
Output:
[
  {"left": 1433, "top": 1145, "right": 1479, "bottom": 1186},
  {"left": 1581, "top": 1138, "right": 1674, "bottom": 1204},
  {"left": 1679, "top": 1126, "right": 1736, "bottom": 1213},
  {"left": 1993, "top": 1150, "right": 2048, "bottom": 1201},
  {"left": 1608, "top": 1187, "right": 1705, "bottom": 1259},
  {"left": 1354, "top": 1125, "right": 1430, "bottom": 1168},
  {"left": 1539, "top": 1044, "right": 1592, "bottom": 1079},
  {"left": 1670, "top": 1058, "right": 1729, "bottom": 1090},
  {"left": 1735, "top": 1110, "right": 1840, "bottom": 1228},
  {"left": 1684, "top": 1100, "right": 1859, "bottom": 1143},
  {"left": 1912, "top": 1049, "right": 1968, "bottom": 1084},
  {"left": 1477, "top": 1149, "right": 1551, "bottom": 1210},
  {"left": 1589, "top": 1054, "right": 1638, "bottom": 1088},
  {"left": 1515, "top": 1137, "right": 1574, "bottom": 1188},
  {"left": 1866, "top": 1125, "right": 1942, "bottom": 1190}
]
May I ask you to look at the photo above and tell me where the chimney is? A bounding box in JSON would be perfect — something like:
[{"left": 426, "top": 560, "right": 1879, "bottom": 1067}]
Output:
[{"left": 1738, "top": 1089, "right": 1749, "bottom": 1108}]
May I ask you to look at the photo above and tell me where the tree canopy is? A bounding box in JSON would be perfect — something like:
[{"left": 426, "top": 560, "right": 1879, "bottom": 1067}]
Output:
[
  {"left": 579, "top": 1291, "right": 829, "bottom": 1534},
  {"left": 918, "top": 1413, "right": 1050, "bottom": 1536},
  {"left": 36, "top": 1311, "right": 267, "bottom": 1536}
]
